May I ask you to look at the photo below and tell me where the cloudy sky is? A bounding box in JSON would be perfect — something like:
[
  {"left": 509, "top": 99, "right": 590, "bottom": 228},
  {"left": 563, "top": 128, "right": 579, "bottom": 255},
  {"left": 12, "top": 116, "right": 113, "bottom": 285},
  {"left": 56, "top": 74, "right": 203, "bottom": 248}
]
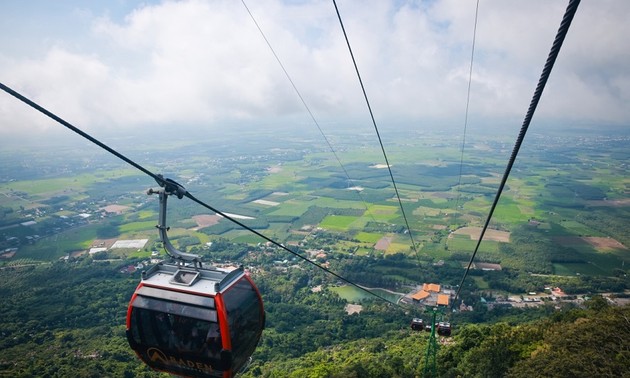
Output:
[{"left": 1, "top": 0, "right": 629, "bottom": 141}]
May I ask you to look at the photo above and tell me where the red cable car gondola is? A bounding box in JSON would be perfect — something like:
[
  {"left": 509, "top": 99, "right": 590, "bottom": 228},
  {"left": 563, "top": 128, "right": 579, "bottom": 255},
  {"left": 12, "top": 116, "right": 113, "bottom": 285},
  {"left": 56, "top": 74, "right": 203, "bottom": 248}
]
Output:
[
  {"left": 126, "top": 181, "right": 264, "bottom": 377},
  {"left": 126, "top": 263, "right": 264, "bottom": 377}
]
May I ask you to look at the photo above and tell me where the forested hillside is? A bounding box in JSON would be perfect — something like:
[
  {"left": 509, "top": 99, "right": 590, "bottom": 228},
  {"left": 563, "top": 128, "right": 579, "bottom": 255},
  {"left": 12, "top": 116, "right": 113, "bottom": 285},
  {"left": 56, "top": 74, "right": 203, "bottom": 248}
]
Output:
[
  {"left": 243, "top": 300, "right": 630, "bottom": 377},
  {"left": 1, "top": 260, "right": 628, "bottom": 377}
]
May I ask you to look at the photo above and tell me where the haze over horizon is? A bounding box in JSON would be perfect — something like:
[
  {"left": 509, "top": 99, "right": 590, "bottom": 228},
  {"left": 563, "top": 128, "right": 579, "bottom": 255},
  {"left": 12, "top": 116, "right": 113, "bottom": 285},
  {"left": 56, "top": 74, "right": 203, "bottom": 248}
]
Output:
[{"left": 1, "top": 0, "right": 629, "bottom": 143}]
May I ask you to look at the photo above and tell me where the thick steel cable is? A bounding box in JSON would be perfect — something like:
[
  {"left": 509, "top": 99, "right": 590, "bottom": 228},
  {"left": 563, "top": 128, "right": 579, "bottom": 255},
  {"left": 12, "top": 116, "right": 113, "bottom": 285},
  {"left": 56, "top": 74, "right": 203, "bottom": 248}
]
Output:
[
  {"left": 241, "top": 0, "right": 377, "bottom": 224},
  {"left": 0, "top": 81, "right": 404, "bottom": 308},
  {"left": 454, "top": 0, "right": 480, "bottom": 213},
  {"left": 332, "top": 0, "right": 418, "bottom": 254},
  {"left": 452, "top": 0, "right": 581, "bottom": 308}
]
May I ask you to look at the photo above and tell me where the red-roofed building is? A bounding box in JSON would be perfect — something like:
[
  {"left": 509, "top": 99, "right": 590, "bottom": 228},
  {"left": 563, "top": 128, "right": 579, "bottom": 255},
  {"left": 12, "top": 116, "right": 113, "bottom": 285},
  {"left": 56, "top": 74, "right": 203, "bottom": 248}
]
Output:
[
  {"left": 412, "top": 290, "right": 431, "bottom": 301},
  {"left": 437, "top": 294, "right": 450, "bottom": 307},
  {"left": 423, "top": 283, "right": 441, "bottom": 292},
  {"left": 407, "top": 283, "right": 451, "bottom": 307}
]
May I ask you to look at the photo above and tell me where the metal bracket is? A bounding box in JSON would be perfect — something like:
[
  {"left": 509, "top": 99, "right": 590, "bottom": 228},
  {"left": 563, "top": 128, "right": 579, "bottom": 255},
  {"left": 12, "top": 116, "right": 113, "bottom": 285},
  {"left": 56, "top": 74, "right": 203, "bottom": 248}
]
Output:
[{"left": 148, "top": 177, "right": 201, "bottom": 266}]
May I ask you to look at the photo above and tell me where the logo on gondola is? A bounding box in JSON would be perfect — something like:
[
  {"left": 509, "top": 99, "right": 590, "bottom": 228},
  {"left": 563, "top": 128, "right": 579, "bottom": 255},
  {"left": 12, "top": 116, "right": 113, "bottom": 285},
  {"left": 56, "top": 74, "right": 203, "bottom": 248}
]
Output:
[
  {"left": 147, "top": 348, "right": 168, "bottom": 364},
  {"left": 146, "top": 347, "right": 213, "bottom": 373}
]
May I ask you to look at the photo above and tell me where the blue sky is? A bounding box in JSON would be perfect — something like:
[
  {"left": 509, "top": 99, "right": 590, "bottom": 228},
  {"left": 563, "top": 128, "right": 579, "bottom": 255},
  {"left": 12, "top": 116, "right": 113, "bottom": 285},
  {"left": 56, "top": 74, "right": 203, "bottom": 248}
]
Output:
[{"left": 1, "top": 0, "right": 629, "bottom": 139}]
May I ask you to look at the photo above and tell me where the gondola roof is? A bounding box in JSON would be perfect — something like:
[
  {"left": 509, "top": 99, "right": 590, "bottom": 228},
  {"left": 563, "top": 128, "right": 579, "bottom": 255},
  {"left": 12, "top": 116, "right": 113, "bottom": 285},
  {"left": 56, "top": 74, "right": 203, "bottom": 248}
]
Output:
[{"left": 140, "top": 263, "right": 246, "bottom": 295}]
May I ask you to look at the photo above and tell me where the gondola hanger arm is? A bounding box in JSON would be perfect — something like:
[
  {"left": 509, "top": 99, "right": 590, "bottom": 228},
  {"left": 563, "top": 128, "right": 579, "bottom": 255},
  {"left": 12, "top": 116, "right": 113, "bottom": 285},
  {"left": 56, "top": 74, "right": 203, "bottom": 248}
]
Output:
[{"left": 148, "top": 178, "right": 201, "bottom": 266}]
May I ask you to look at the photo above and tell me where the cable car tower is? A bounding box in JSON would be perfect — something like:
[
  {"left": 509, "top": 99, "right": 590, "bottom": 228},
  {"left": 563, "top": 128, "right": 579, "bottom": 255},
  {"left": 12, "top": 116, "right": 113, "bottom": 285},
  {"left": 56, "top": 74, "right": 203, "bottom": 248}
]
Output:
[
  {"left": 420, "top": 305, "right": 452, "bottom": 378},
  {"left": 422, "top": 307, "right": 438, "bottom": 378},
  {"left": 126, "top": 177, "right": 265, "bottom": 378}
]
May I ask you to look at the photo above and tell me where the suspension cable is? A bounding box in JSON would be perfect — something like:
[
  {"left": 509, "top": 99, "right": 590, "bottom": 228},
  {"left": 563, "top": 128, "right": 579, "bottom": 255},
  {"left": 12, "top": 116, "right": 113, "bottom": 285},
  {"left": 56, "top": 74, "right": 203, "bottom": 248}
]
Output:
[
  {"left": 185, "top": 189, "right": 405, "bottom": 307},
  {"left": 0, "top": 81, "right": 404, "bottom": 308},
  {"left": 452, "top": 0, "right": 581, "bottom": 308},
  {"left": 332, "top": 0, "right": 418, "bottom": 254},
  {"left": 0, "top": 83, "right": 166, "bottom": 187},
  {"left": 240, "top": 0, "right": 377, "bottom": 225},
  {"left": 454, "top": 0, "right": 480, "bottom": 213}
]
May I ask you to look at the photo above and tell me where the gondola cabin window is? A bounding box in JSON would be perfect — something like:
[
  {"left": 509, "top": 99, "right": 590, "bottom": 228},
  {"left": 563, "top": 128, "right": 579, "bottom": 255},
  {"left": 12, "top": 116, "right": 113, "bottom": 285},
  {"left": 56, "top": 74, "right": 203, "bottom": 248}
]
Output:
[
  {"left": 128, "top": 299, "right": 225, "bottom": 377},
  {"left": 222, "top": 276, "right": 264, "bottom": 371}
]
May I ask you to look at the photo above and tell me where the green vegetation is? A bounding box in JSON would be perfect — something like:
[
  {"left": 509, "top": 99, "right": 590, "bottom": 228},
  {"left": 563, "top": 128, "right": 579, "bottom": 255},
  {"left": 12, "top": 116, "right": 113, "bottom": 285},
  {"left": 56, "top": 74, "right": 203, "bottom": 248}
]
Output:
[
  {"left": 1, "top": 242, "right": 629, "bottom": 377},
  {"left": 440, "top": 300, "right": 630, "bottom": 378},
  {"left": 243, "top": 300, "right": 630, "bottom": 378},
  {"left": 0, "top": 129, "right": 628, "bottom": 376},
  {"left": 329, "top": 285, "right": 403, "bottom": 303},
  {"left": 0, "top": 262, "right": 152, "bottom": 377},
  {"left": 119, "top": 220, "right": 156, "bottom": 233}
]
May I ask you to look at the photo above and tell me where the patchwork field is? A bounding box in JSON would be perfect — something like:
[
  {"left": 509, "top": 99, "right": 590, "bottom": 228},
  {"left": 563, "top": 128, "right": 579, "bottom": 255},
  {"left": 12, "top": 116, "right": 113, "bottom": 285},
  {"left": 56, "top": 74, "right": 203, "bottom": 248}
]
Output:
[
  {"left": 554, "top": 236, "right": 627, "bottom": 251},
  {"left": 191, "top": 214, "right": 221, "bottom": 230},
  {"left": 1, "top": 130, "right": 627, "bottom": 284},
  {"left": 450, "top": 227, "right": 511, "bottom": 243}
]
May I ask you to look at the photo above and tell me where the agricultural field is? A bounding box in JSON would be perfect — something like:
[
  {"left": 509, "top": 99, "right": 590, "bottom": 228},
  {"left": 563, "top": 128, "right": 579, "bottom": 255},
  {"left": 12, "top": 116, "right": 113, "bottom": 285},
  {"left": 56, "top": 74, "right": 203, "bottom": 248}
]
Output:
[{"left": 1, "top": 128, "right": 628, "bottom": 282}]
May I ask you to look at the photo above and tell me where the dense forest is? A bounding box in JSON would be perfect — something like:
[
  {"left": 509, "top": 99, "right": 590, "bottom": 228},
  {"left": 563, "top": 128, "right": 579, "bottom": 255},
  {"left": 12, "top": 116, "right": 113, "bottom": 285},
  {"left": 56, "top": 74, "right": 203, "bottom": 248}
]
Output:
[
  {"left": 242, "top": 303, "right": 630, "bottom": 377},
  {"left": 1, "top": 259, "right": 628, "bottom": 377}
]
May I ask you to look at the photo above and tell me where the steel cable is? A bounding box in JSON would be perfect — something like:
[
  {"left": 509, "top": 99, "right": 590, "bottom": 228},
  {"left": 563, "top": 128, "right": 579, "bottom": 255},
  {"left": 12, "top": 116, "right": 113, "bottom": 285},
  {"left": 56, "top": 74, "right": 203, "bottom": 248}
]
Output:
[{"left": 452, "top": 0, "right": 581, "bottom": 308}]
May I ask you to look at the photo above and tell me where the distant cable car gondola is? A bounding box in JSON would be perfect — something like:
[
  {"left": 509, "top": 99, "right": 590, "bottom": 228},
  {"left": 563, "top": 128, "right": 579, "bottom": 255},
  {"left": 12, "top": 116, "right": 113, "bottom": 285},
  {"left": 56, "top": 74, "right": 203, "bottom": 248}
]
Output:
[
  {"left": 437, "top": 321, "right": 451, "bottom": 337},
  {"left": 410, "top": 318, "right": 424, "bottom": 331},
  {"left": 126, "top": 180, "right": 264, "bottom": 377}
]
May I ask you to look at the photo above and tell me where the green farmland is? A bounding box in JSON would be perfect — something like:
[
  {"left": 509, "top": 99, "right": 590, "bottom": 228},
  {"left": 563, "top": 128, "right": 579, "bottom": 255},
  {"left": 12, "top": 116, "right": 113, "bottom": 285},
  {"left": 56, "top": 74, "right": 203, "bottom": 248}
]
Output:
[{"left": 1, "top": 129, "right": 628, "bottom": 281}]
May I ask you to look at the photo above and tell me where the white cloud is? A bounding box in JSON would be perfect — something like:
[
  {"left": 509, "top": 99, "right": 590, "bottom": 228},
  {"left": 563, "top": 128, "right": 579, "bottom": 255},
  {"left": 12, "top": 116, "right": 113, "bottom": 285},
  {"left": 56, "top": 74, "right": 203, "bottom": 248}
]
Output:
[{"left": 1, "top": 0, "right": 629, "bottom": 139}]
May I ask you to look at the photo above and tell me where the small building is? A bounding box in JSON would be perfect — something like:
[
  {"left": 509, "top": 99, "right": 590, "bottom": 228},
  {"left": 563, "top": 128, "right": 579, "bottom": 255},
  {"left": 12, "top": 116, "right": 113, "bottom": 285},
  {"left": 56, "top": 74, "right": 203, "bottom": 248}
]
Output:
[
  {"left": 459, "top": 301, "right": 473, "bottom": 312},
  {"left": 410, "top": 283, "right": 450, "bottom": 306},
  {"left": 437, "top": 294, "right": 450, "bottom": 307},
  {"left": 411, "top": 290, "right": 431, "bottom": 302},
  {"left": 551, "top": 287, "right": 567, "bottom": 297},
  {"left": 423, "top": 283, "right": 441, "bottom": 292},
  {"left": 0, "top": 248, "right": 18, "bottom": 259},
  {"left": 121, "top": 265, "right": 137, "bottom": 274},
  {"left": 473, "top": 262, "right": 502, "bottom": 271}
]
